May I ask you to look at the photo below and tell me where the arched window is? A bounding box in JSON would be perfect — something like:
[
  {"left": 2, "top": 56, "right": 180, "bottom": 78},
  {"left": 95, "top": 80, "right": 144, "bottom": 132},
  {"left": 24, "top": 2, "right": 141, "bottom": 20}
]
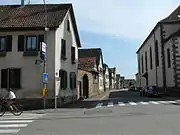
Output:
[{"left": 59, "top": 70, "right": 67, "bottom": 89}]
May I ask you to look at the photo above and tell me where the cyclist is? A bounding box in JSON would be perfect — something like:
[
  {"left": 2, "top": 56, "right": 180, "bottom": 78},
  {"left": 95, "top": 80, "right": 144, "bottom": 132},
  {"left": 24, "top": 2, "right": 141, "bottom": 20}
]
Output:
[{"left": 5, "top": 88, "right": 16, "bottom": 107}]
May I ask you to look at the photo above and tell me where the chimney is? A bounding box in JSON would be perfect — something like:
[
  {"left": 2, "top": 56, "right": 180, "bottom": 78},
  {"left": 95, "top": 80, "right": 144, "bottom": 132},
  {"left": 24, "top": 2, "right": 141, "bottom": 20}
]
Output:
[{"left": 21, "top": 0, "right": 24, "bottom": 6}]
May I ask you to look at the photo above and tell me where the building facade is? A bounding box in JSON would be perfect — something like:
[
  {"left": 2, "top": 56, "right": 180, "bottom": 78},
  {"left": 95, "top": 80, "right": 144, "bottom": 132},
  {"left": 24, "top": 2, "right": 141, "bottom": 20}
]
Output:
[
  {"left": 0, "top": 4, "right": 81, "bottom": 108},
  {"left": 109, "top": 67, "right": 116, "bottom": 89},
  {"left": 136, "top": 5, "right": 180, "bottom": 94},
  {"left": 78, "top": 48, "right": 104, "bottom": 98}
]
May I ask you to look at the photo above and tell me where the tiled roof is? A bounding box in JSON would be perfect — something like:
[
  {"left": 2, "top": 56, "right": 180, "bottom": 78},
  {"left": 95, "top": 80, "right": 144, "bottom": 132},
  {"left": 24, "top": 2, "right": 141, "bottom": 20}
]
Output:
[
  {"left": 78, "top": 57, "right": 98, "bottom": 72},
  {"left": 0, "top": 4, "right": 81, "bottom": 47},
  {"left": 78, "top": 48, "right": 103, "bottom": 65},
  {"left": 136, "top": 5, "right": 180, "bottom": 53},
  {"left": 160, "top": 5, "right": 180, "bottom": 23},
  {"left": 0, "top": 4, "right": 70, "bottom": 28}
]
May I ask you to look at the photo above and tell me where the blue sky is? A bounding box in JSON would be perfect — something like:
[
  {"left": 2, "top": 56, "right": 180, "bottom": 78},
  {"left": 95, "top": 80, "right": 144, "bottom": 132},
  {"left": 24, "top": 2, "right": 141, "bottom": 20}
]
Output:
[{"left": 2, "top": 0, "right": 180, "bottom": 79}]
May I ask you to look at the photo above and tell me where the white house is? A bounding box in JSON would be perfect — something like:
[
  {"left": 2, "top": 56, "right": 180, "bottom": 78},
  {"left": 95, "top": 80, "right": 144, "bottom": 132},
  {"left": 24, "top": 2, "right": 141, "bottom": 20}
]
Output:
[
  {"left": 136, "top": 5, "right": 180, "bottom": 95},
  {"left": 0, "top": 3, "right": 81, "bottom": 108},
  {"left": 103, "top": 63, "right": 109, "bottom": 91}
]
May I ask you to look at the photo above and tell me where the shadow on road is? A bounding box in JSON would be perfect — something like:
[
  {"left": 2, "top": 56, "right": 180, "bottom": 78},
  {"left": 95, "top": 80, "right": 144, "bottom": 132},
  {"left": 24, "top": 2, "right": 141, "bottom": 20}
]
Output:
[{"left": 61, "top": 89, "right": 179, "bottom": 109}]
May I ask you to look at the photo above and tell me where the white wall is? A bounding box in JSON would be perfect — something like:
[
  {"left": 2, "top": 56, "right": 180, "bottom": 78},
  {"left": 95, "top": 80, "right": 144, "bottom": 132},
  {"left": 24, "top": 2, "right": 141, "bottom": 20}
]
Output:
[
  {"left": 98, "top": 56, "right": 104, "bottom": 92},
  {"left": 138, "top": 25, "right": 163, "bottom": 88},
  {"left": 164, "top": 39, "right": 174, "bottom": 87},
  {"left": 55, "top": 10, "right": 79, "bottom": 98},
  {"left": 105, "top": 67, "right": 109, "bottom": 89},
  {"left": 0, "top": 30, "right": 55, "bottom": 98}
]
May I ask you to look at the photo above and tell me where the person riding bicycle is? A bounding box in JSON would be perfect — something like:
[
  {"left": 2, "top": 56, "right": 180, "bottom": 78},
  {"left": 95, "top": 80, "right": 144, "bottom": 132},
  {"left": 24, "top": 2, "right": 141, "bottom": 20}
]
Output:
[{"left": 5, "top": 88, "right": 16, "bottom": 107}]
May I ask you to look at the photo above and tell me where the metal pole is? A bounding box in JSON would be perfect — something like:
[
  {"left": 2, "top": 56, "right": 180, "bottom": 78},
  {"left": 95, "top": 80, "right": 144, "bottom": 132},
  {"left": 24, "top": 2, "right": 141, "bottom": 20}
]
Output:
[{"left": 43, "top": 0, "right": 48, "bottom": 109}]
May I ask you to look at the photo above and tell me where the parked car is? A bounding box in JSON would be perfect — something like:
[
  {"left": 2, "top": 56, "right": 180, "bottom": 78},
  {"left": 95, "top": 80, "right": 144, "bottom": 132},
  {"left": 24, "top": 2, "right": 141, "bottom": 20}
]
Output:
[{"left": 146, "top": 86, "right": 161, "bottom": 97}]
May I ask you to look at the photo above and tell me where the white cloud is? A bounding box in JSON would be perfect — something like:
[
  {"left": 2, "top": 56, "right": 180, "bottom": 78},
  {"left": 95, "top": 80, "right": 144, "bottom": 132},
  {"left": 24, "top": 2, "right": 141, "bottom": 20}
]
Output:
[{"left": 44, "top": 0, "right": 179, "bottom": 40}]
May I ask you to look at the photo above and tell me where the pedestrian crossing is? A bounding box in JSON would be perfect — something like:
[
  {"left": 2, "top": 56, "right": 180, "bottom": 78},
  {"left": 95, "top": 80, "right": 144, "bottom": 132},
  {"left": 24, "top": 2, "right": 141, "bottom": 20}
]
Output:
[
  {"left": 0, "top": 113, "right": 45, "bottom": 134},
  {"left": 95, "top": 100, "right": 180, "bottom": 108}
]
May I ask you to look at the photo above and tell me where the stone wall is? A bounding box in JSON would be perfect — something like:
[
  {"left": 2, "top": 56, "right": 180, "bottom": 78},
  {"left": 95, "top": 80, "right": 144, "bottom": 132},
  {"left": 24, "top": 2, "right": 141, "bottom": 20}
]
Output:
[{"left": 78, "top": 69, "right": 99, "bottom": 98}]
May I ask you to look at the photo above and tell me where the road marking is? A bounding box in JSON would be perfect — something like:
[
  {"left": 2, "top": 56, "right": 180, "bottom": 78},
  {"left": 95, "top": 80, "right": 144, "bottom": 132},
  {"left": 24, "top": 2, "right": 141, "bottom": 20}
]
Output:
[
  {"left": 168, "top": 101, "right": 177, "bottom": 104},
  {"left": 96, "top": 103, "right": 103, "bottom": 108},
  {"left": 0, "top": 124, "right": 28, "bottom": 128},
  {"left": 107, "top": 102, "right": 114, "bottom": 107},
  {"left": 0, "top": 129, "right": 20, "bottom": 134},
  {"left": 129, "top": 102, "right": 137, "bottom": 105},
  {"left": 150, "top": 101, "right": 159, "bottom": 104},
  {"left": 158, "top": 101, "right": 169, "bottom": 104},
  {"left": 118, "top": 102, "right": 126, "bottom": 106},
  {"left": 0, "top": 120, "right": 34, "bottom": 123},
  {"left": 139, "top": 101, "right": 149, "bottom": 105}
]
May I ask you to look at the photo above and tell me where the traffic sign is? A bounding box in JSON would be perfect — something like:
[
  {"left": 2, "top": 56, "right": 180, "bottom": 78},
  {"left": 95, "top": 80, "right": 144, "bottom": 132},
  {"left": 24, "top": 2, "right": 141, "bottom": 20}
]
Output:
[
  {"left": 41, "top": 42, "right": 46, "bottom": 53},
  {"left": 43, "top": 73, "right": 48, "bottom": 83}
]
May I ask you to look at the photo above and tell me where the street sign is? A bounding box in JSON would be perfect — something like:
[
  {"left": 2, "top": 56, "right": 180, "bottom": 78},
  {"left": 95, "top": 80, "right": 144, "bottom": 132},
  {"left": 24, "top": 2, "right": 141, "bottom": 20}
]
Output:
[
  {"left": 43, "top": 73, "right": 48, "bottom": 83},
  {"left": 41, "top": 42, "right": 46, "bottom": 54}
]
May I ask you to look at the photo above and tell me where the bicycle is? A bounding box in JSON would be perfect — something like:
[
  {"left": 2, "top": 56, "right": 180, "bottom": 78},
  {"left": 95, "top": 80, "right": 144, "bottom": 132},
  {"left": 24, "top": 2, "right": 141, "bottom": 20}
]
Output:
[{"left": 0, "top": 98, "right": 23, "bottom": 116}]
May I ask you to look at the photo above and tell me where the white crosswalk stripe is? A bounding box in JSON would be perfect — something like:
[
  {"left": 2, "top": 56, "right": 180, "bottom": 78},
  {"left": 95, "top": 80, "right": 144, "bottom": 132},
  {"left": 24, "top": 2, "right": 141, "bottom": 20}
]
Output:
[
  {"left": 0, "top": 113, "right": 45, "bottom": 134},
  {"left": 118, "top": 102, "right": 126, "bottom": 106},
  {"left": 107, "top": 102, "right": 114, "bottom": 107},
  {"left": 95, "top": 100, "right": 179, "bottom": 109},
  {"left": 150, "top": 101, "right": 160, "bottom": 104},
  {"left": 96, "top": 103, "right": 103, "bottom": 108},
  {"left": 158, "top": 101, "right": 169, "bottom": 104},
  {"left": 139, "top": 101, "right": 149, "bottom": 105},
  {"left": 129, "top": 102, "right": 137, "bottom": 105},
  {"left": 168, "top": 101, "right": 177, "bottom": 104}
]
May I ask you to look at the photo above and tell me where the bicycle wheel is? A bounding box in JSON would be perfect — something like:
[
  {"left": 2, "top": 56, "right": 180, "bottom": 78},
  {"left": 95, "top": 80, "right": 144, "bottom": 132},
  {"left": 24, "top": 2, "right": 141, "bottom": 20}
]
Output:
[
  {"left": 10, "top": 103, "right": 23, "bottom": 116},
  {"left": 0, "top": 104, "right": 6, "bottom": 117}
]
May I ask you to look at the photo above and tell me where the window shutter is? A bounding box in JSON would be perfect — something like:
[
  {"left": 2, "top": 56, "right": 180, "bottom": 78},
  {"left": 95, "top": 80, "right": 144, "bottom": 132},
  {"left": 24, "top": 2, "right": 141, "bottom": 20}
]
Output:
[
  {"left": 38, "top": 35, "right": 44, "bottom": 51},
  {"left": 65, "top": 71, "right": 67, "bottom": 89},
  {"left": 18, "top": 35, "right": 24, "bottom": 51},
  {"left": 70, "top": 73, "right": 72, "bottom": 89},
  {"left": 1, "top": 69, "right": 7, "bottom": 88},
  {"left": 6, "top": 35, "right": 12, "bottom": 52},
  {"left": 71, "top": 47, "right": 75, "bottom": 63},
  {"left": 61, "top": 39, "right": 66, "bottom": 57}
]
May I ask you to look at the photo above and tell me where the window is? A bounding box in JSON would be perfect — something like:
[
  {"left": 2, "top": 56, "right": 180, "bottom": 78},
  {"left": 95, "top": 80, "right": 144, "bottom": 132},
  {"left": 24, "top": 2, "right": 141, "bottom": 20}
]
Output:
[
  {"left": 167, "top": 48, "right": 171, "bottom": 68},
  {"left": 0, "top": 36, "right": 12, "bottom": 52},
  {"left": 150, "top": 47, "right": 153, "bottom": 69},
  {"left": 18, "top": 35, "right": 44, "bottom": 52},
  {"left": 1, "top": 68, "right": 21, "bottom": 89},
  {"left": 141, "top": 55, "right": 144, "bottom": 73},
  {"left": 71, "top": 46, "right": 75, "bottom": 64},
  {"left": 26, "top": 36, "right": 37, "bottom": 51},
  {"left": 145, "top": 51, "right": 148, "bottom": 71},
  {"left": 0, "top": 37, "right": 6, "bottom": 52},
  {"left": 61, "top": 39, "right": 66, "bottom": 59},
  {"left": 155, "top": 40, "right": 159, "bottom": 66},
  {"left": 67, "top": 20, "right": 70, "bottom": 31},
  {"left": 70, "top": 72, "right": 76, "bottom": 89},
  {"left": 59, "top": 70, "right": 67, "bottom": 89}
]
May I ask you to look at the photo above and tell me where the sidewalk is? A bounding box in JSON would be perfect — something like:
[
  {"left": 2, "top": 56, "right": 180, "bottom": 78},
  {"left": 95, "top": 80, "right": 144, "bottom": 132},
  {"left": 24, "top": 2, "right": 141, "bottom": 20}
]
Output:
[{"left": 88, "top": 90, "right": 110, "bottom": 100}]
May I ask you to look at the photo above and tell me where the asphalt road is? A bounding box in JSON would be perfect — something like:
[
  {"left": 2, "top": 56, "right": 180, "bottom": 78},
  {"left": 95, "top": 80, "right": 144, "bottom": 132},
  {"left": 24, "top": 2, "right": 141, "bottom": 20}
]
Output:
[{"left": 2, "top": 89, "right": 180, "bottom": 135}]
